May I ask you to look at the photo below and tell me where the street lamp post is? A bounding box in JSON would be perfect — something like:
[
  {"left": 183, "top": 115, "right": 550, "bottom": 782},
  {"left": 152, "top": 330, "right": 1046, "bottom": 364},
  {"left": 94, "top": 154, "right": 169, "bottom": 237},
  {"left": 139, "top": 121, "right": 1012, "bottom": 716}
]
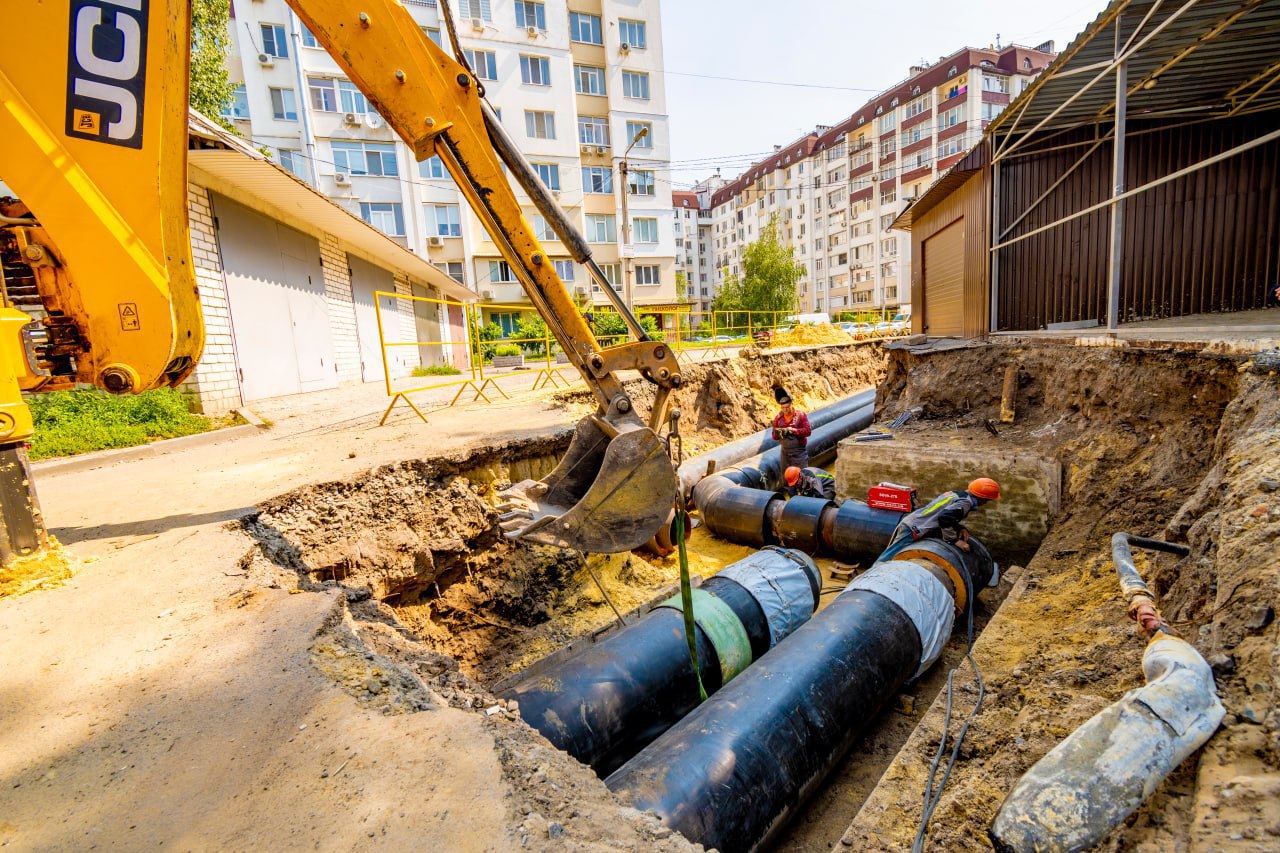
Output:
[{"left": 620, "top": 126, "right": 649, "bottom": 312}]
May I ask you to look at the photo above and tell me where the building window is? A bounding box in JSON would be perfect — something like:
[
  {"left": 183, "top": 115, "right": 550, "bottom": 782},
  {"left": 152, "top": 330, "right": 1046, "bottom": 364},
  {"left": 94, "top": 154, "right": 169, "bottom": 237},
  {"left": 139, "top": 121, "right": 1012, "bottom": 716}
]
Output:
[
  {"left": 422, "top": 27, "right": 442, "bottom": 47},
  {"left": 983, "top": 74, "right": 1010, "bottom": 94},
  {"left": 939, "top": 105, "right": 962, "bottom": 129},
  {"left": 598, "top": 262, "right": 622, "bottom": 290},
  {"left": 880, "top": 214, "right": 895, "bottom": 231},
  {"left": 524, "top": 110, "right": 556, "bottom": 139},
  {"left": 904, "top": 93, "right": 930, "bottom": 118},
  {"left": 222, "top": 84, "right": 250, "bottom": 120},
  {"left": 300, "top": 24, "right": 320, "bottom": 48},
  {"left": 570, "top": 11, "right": 602, "bottom": 44},
  {"left": 626, "top": 121, "right": 652, "bottom": 147},
  {"left": 269, "top": 87, "right": 298, "bottom": 121},
  {"left": 338, "top": 80, "right": 370, "bottom": 114},
  {"left": 459, "top": 0, "right": 492, "bottom": 22},
  {"left": 435, "top": 261, "right": 465, "bottom": 283},
  {"left": 464, "top": 49, "right": 497, "bottom": 81},
  {"left": 622, "top": 70, "right": 650, "bottom": 100},
  {"left": 582, "top": 166, "right": 613, "bottom": 194},
  {"left": 488, "top": 261, "right": 519, "bottom": 284},
  {"left": 585, "top": 214, "right": 617, "bottom": 243},
  {"left": 489, "top": 311, "right": 520, "bottom": 335},
  {"left": 260, "top": 24, "right": 288, "bottom": 59},
  {"left": 514, "top": 0, "right": 546, "bottom": 30},
  {"left": 277, "top": 148, "right": 306, "bottom": 179},
  {"left": 520, "top": 55, "right": 551, "bottom": 86},
  {"left": 881, "top": 261, "right": 897, "bottom": 278},
  {"left": 878, "top": 112, "right": 896, "bottom": 133},
  {"left": 982, "top": 102, "right": 1005, "bottom": 121},
  {"left": 531, "top": 162, "right": 560, "bottom": 191},
  {"left": 578, "top": 116, "right": 609, "bottom": 145},
  {"left": 634, "top": 264, "right": 660, "bottom": 286},
  {"left": 879, "top": 137, "right": 896, "bottom": 158},
  {"left": 634, "top": 217, "right": 658, "bottom": 243},
  {"left": 553, "top": 259, "right": 576, "bottom": 281},
  {"left": 359, "top": 202, "right": 405, "bottom": 236},
  {"left": 574, "top": 64, "right": 606, "bottom": 95},
  {"left": 938, "top": 137, "right": 965, "bottom": 159},
  {"left": 628, "top": 170, "right": 655, "bottom": 196},
  {"left": 881, "top": 237, "right": 897, "bottom": 256},
  {"left": 900, "top": 125, "right": 925, "bottom": 147},
  {"left": 307, "top": 77, "right": 337, "bottom": 111},
  {"left": 331, "top": 141, "right": 398, "bottom": 176},
  {"left": 886, "top": 286, "right": 898, "bottom": 299},
  {"left": 531, "top": 214, "right": 555, "bottom": 241},
  {"left": 618, "top": 19, "right": 647, "bottom": 49},
  {"left": 419, "top": 155, "right": 445, "bottom": 179},
  {"left": 427, "top": 204, "right": 461, "bottom": 237},
  {"left": 880, "top": 187, "right": 897, "bottom": 204}
]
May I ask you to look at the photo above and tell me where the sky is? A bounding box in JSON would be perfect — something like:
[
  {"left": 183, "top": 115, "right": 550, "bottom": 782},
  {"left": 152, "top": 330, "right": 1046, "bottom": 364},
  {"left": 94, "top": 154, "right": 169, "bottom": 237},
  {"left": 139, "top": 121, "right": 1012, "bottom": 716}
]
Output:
[{"left": 657, "top": 0, "right": 1103, "bottom": 190}]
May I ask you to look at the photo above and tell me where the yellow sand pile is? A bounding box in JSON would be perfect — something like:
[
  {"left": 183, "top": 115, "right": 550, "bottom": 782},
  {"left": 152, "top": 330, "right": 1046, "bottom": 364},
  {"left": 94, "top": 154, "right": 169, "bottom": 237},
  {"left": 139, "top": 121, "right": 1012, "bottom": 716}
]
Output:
[
  {"left": 0, "top": 537, "right": 76, "bottom": 599},
  {"left": 770, "top": 323, "right": 854, "bottom": 348}
]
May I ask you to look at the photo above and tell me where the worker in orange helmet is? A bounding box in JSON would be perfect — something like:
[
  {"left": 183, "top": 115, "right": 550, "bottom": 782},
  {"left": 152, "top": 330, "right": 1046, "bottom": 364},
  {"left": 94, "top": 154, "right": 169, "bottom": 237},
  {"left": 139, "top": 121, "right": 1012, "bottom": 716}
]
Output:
[
  {"left": 880, "top": 477, "right": 1001, "bottom": 559},
  {"left": 784, "top": 465, "right": 836, "bottom": 501}
]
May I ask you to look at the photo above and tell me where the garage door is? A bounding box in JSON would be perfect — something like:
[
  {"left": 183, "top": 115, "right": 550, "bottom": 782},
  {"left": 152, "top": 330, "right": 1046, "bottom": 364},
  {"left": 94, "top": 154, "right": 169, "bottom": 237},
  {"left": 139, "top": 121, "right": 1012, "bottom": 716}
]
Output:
[
  {"left": 349, "top": 254, "right": 408, "bottom": 383},
  {"left": 214, "top": 195, "right": 337, "bottom": 401},
  {"left": 922, "top": 218, "right": 965, "bottom": 337}
]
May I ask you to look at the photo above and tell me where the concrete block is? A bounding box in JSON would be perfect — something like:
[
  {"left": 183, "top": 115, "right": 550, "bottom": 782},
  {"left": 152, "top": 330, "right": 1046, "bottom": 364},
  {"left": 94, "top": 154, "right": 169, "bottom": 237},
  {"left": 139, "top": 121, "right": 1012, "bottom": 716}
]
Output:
[{"left": 835, "top": 434, "right": 1061, "bottom": 564}]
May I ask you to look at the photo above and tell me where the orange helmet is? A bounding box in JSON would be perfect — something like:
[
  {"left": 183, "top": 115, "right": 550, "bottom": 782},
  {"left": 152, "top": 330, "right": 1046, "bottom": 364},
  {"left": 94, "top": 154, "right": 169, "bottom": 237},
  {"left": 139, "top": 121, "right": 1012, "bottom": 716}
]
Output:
[
  {"left": 968, "top": 477, "right": 1001, "bottom": 500},
  {"left": 785, "top": 466, "right": 802, "bottom": 486}
]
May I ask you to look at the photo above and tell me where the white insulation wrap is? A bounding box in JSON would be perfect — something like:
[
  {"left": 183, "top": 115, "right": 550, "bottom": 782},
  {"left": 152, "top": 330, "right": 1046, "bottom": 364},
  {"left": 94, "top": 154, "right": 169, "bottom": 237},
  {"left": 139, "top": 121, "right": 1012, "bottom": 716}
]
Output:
[
  {"left": 845, "top": 560, "right": 955, "bottom": 677},
  {"left": 717, "top": 548, "right": 819, "bottom": 648}
]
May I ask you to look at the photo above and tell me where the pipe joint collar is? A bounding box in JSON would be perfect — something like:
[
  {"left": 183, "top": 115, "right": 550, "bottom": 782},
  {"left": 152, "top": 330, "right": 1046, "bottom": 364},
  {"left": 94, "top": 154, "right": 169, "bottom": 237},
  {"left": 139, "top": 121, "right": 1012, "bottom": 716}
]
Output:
[
  {"left": 717, "top": 547, "right": 820, "bottom": 647},
  {"left": 845, "top": 560, "right": 956, "bottom": 677},
  {"left": 658, "top": 587, "right": 753, "bottom": 682}
]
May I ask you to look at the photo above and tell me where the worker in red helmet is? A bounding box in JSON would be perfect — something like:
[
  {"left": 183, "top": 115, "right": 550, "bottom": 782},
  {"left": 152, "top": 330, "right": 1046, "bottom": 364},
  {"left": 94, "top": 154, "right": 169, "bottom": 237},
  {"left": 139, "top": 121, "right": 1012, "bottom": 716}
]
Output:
[
  {"left": 881, "top": 477, "right": 1001, "bottom": 559},
  {"left": 784, "top": 465, "right": 836, "bottom": 501}
]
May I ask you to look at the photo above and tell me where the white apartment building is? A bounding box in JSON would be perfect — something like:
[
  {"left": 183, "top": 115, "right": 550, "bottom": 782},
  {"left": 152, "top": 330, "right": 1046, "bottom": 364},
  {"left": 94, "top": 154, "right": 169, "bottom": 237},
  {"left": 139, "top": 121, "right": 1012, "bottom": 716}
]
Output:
[
  {"left": 706, "top": 43, "right": 1056, "bottom": 317},
  {"left": 221, "top": 0, "right": 678, "bottom": 337},
  {"left": 671, "top": 183, "right": 717, "bottom": 315}
]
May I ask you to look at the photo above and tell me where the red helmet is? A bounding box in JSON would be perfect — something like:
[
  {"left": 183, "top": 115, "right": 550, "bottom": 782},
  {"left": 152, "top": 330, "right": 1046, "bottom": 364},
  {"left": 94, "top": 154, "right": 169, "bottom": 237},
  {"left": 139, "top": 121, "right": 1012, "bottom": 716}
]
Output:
[
  {"left": 968, "top": 477, "right": 1001, "bottom": 500},
  {"left": 784, "top": 466, "right": 802, "bottom": 486}
]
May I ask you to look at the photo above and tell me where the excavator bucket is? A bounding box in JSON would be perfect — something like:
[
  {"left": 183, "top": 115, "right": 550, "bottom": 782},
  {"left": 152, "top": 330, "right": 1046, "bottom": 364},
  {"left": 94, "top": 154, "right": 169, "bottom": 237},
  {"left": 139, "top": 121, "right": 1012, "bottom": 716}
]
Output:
[{"left": 498, "top": 414, "right": 677, "bottom": 553}]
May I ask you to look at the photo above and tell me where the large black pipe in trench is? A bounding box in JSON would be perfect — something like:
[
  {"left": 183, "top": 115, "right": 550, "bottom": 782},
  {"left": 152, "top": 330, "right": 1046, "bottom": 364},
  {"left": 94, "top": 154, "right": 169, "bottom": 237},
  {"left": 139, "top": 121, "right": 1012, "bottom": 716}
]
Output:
[
  {"left": 501, "top": 547, "right": 822, "bottom": 776},
  {"left": 677, "top": 390, "right": 877, "bottom": 501},
  {"left": 606, "top": 538, "right": 996, "bottom": 853},
  {"left": 691, "top": 407, "right": 904, "bottom": 564}
]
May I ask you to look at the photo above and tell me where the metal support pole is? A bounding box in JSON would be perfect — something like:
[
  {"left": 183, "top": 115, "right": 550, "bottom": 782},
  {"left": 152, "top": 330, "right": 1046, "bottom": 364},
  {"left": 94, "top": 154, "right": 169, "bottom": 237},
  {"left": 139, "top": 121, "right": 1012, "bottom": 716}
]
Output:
[
  {"left": 1107, "top": 58, "right": 1127, "bottom": 330},
  {"left": 990, "top": 157, "right": 1001, "bottom": 334},
  {"left": 621, "top": 159, "right": 633, "bottom": 313}
]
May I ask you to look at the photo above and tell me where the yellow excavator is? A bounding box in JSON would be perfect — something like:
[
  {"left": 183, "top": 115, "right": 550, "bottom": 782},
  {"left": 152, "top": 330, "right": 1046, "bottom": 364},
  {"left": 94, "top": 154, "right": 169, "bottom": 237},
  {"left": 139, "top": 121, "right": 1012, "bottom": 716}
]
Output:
[{"left": 0, "top": 0, "right": 681, "bottom": 562}]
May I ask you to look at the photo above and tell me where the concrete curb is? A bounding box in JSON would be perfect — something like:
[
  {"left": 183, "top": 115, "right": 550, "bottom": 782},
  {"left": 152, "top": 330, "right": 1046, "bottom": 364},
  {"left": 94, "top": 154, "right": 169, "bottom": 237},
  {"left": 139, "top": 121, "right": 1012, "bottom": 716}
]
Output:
[{"left": 32, "top": 423, "right": 265, "bottom": 476}]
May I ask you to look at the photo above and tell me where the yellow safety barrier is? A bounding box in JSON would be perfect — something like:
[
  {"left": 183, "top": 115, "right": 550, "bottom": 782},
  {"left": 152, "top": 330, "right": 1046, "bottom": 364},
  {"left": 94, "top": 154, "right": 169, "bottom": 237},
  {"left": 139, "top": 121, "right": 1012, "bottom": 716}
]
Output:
[
  {"left": 704, "top": 310, "right": 792, "bottom": 358},
  {"left": 374, "top": 289, "right": 491, "bottom": 425},
  {"left": 585, "top": 305, "right": 696, "bottom": 364}
]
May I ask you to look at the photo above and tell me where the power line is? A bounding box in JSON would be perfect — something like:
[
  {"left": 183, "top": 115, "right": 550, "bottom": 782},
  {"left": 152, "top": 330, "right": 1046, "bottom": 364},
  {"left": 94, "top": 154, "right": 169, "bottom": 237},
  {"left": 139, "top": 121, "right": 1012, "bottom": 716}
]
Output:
[{"left": 665, "top": 69, "right": 882, "bottom": 93}]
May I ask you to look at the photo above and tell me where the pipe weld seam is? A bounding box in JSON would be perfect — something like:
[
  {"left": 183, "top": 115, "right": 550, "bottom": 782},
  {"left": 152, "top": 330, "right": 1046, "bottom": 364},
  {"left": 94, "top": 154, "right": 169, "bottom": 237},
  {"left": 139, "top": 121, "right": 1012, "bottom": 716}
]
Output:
[{"left": 846, "top": 560, "right": 957, "bottom": 677}]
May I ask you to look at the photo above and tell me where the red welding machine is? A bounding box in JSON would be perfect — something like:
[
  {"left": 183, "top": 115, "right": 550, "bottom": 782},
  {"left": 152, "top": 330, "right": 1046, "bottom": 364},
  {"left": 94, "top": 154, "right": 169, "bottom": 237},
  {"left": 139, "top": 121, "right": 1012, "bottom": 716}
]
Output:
[{"left": 868, "top": 482, "right": 918, "bottom": 512}]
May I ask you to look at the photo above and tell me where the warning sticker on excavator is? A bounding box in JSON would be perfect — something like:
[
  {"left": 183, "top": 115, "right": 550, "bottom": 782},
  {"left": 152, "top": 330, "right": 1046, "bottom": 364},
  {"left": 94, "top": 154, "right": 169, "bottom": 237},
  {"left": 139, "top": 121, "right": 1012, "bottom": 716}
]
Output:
[{"left": 119, "top": 303, "right": 139, "bottom": 331}]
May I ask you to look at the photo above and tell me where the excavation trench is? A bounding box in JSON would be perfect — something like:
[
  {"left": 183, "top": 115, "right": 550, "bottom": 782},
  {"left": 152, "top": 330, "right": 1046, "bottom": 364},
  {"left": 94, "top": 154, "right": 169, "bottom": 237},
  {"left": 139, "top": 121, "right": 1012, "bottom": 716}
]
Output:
[{"left": 237, "top": 340, "right": 1277, "bottom": 852}]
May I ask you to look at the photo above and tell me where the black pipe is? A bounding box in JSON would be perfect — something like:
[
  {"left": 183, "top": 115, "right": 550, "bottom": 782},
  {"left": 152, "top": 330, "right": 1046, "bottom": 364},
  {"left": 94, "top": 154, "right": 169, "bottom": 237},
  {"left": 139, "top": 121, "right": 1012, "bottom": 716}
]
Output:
[
  {"left": 692, "top": 407, "right": 904, "bottom": 564},
  {"left": 678, "top": 390, "right": 876, "bottom": 500},
  {"left": 606, "top": 538, "right": 993, "bottom": 853},
  {"left": 501, "top": 548, "right": 820, "bottom": 776}
]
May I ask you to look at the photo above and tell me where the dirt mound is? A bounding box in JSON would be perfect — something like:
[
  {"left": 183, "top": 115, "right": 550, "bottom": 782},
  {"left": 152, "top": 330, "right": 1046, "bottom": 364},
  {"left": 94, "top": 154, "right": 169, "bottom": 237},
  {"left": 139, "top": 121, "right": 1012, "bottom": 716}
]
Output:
[
  {"left": 845, "top": 343, "right": 1280, "bottom": 851},
  {"left": 770, "top": 323, "right": 854, "bottom": 348}
]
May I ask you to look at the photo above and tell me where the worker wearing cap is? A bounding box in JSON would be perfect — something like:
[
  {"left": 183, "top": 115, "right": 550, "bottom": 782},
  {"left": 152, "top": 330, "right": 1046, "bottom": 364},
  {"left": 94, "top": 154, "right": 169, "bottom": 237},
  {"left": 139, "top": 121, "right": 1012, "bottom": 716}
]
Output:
[
  {"left": 881, "top": 478, "right": 1001, "bottom": 559},
  {"left": 785, "top": 466, "right": 836, "bottom": 501},
  {"left": 771, "top": 388, "right": 812, "bottom": 471}
]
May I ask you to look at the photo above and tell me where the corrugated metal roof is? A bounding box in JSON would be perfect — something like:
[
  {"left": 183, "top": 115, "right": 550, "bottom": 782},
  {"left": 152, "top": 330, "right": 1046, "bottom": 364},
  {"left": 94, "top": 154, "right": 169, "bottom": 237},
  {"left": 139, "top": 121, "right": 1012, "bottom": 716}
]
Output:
[{"left": 187, "top": 110, "right": 476, "bottom": 302}]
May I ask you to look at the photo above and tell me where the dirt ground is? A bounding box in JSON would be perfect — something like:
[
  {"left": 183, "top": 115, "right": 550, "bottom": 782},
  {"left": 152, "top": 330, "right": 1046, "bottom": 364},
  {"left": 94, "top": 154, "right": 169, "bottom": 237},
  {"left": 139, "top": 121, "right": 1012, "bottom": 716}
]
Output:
[{"left": 843, "top": 342, "right": 1280, "bottom": 851}]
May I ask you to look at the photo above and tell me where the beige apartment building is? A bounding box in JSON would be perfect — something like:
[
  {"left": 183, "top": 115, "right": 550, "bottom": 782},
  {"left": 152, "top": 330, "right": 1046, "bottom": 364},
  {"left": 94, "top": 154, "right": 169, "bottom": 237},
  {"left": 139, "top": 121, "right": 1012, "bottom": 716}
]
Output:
[{"left": 707, "top": 43, "right": 1056, "bottom": 317}]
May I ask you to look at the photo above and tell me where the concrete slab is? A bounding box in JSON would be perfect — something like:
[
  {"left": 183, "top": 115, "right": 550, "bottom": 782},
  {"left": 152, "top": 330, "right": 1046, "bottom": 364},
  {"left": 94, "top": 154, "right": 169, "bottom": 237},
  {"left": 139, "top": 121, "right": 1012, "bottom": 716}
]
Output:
[{"left": 835, "top": 433, "right": 1060, "bottom": 563}]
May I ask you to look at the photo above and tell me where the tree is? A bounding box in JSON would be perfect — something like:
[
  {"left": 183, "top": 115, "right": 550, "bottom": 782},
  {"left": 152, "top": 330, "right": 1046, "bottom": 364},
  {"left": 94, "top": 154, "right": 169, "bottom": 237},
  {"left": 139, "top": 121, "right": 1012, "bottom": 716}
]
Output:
[
  {"left": 675, "top": 270, "right": 689, "bottom": 302},
  {"left": 710, "top": 215, "right": 801, "bottom": 335},
  {"left": 590, "top": 311, "right": 658, "bottom": 342},
  {"left": 515, "top": 315, "right": 549, "bottom": 357},
  {"left": 190, "top": 0, "right": 236, "bottom": 130}
]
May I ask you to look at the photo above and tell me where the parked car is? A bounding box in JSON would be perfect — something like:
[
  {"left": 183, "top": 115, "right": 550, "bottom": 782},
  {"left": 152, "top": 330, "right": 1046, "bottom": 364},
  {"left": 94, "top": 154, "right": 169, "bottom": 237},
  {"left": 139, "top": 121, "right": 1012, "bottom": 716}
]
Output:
[
  {"left": 838, "top": 322, "right": 876, "bottom": 339},
  {"left": 888, "top": 313, "right": 912, "bottom": 334}
]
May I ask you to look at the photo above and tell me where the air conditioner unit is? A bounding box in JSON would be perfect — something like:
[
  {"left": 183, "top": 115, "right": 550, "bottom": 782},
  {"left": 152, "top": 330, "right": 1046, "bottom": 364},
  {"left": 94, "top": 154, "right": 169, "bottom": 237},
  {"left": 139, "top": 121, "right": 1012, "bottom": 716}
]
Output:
[
  {"left": 427, "top": 236, "right": 444, "bottom": 248},
  {"left": 470, "top": 17, "right": 484, "bottom": 31},
  {"left": 574, "top": 286, "right": 588, "bottom": 297},
  {"left": 595, "top": 145, "right": 607, "bottom": 155},
  {"left": 257, "top": 52, "right": 274, "bottom": 66},
  {"left": 481, "top": 289, "right": 494, "bottom": 299},
  {"left": 620, "top": 43, "right": 631, "bottom": 53},
  {"left": 333, "top": 173, "right": 350, "bottom": 186},
  {"left": 526, "top": 25, "right": 539, "bottom": 37},
  {"left": 581, "top": 145, "right": 593, "bottom": 155},
  {"left": 342, "top": 112, "right": 359, "bottom": 125}
]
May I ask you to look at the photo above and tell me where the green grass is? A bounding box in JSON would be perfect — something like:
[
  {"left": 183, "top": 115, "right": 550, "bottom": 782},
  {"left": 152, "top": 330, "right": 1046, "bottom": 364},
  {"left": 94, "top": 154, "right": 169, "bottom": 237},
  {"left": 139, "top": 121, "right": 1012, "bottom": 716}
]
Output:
[
  {"left": 411, "top": 364, "right": 462, "bottom": 377},
  {"left": 28, "top": 388, "right": 217, "bottom": 460}
]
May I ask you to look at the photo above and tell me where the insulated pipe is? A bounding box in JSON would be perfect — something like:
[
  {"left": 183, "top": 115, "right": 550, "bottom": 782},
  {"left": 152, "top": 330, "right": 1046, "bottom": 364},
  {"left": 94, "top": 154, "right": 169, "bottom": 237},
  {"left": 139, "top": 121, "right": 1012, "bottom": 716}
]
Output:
[
  {"left": 990, "top": 534, "right": 1223, "bottom": 853},
  {"left": 501, "top": 548, "right": 821, "bottom": 776},
  {"left": 691, "top": 406, "right": 904, "bottom": 564},
  {"left": 607, "top": 538, "right": 994, "bottom": 853},
  {"left": 677, "top": 390, "right": 877, "bottom": 501}
]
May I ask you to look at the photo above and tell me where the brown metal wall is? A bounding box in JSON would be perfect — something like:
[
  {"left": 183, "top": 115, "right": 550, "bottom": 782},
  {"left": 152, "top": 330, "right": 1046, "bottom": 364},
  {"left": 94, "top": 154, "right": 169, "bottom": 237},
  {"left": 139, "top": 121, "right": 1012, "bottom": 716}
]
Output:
[
  {"left": 994, "top": 116, "right": 1280, "bottom": 330},
  {"left": 910, "top": 167, "right": 991, "bottom": 337}
]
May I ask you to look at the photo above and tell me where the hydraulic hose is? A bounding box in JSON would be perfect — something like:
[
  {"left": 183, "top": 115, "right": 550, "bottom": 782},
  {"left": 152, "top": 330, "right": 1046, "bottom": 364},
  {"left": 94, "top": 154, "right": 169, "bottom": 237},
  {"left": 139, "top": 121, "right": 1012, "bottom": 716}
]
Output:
[
  {"left": 501, "top": 547, "right": 821, "bottom": 776},
  {"left": 691, "top": 406, "right": 904, "bottom": 562},
  {"left": 990, "top": 534, "right": 1223, "bottom": 853},
  {"left": 677, "top": 390, "right": 876, "bottom": 501},
  {"left": 607, "top": 538, "right": 994, "bottom": 852}
]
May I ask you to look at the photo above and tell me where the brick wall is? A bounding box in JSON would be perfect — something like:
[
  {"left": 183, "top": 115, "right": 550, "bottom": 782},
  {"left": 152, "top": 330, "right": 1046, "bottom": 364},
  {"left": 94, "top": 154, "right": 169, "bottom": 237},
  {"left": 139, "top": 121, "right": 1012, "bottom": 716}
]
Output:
[
  {"left": 180, "top": 183, "right": 242, "bottom": 415},
  {"left": 320, "top": 234, "right": 361, "bottom": 383}
]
